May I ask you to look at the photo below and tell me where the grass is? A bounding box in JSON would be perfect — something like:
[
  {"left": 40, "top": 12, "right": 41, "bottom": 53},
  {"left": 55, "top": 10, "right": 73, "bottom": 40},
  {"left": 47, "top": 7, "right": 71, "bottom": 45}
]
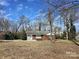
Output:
[{"left": 0, "top": 40, "right": 79, "bottom": 59}]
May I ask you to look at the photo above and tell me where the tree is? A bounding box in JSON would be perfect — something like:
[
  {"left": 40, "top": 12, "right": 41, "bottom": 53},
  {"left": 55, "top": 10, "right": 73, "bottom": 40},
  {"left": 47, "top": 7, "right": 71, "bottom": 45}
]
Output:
[
  {"left": 60, "top": 9, "right": 76, "bottom": 40},
  {"left": 15, "top": 15, "right": 29, "bottom": 32},
  {"left": 0, "top": 17, "right": 10, "bottom": 32},
  {"left": 68, "top": 13, "right": 76, "bottom": 40},
  {"left": 47, "top": 8, "right": 55, "bottom": 41},
  {"left": 45, "top": 0, "right": 79, "bottom": 40},
  {"left": 10, "top": 21, "right": 18, "bottom": 32},
  {"left": 34, "top": 11, "right": 47, "bottom": 31},
  {"left": 21, "top": 26, "right": 27, "bottom": 40}
]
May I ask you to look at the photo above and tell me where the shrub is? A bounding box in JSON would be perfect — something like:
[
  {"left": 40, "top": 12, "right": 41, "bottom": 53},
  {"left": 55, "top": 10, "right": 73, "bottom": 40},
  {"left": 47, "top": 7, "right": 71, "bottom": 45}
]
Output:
[
  {"left": 55, "top": 34, "right": 61, "bottom": 39},
  {"left": 4, "top": 32, "right": 14, "bottom": 40},
  {"left": 12, "top": 33, "right": 19, "bottom": 39},
  {"left": 21, "top": 29, "right": 27, "bottom": 40},
  {"left": 3, "top": 31, "right": 27, "bottom": 40},
  {"left": 60, "top": 31, "right": 66, "bottom": 40}
]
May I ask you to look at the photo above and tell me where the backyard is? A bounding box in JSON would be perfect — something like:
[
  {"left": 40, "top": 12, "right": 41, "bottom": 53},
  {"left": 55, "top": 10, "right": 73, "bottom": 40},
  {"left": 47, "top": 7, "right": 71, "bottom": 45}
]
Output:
[{"left": 0, "top": 40, "right": 79, "bottom": 59}]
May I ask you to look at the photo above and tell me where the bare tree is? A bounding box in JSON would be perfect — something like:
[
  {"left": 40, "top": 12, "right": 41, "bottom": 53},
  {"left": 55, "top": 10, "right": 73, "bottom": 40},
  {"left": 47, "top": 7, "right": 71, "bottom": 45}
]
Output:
[
  {"left": 15, "top": 15, "right": 29, "bottom": 32},
  {"left": 10, "top": 21, "right": 18, "bottom": 32},
  {"left": 60, "top": 7, "right": 77, "bottom": 40},
  {"left": 45, "top": 0, "right": 79, "bottom": 40},
  {"left": 0, "top": 17, "right": 10, "bottom": 32},
  {"left": 48, "top": 9, "right": 55, "bottom": 40}
]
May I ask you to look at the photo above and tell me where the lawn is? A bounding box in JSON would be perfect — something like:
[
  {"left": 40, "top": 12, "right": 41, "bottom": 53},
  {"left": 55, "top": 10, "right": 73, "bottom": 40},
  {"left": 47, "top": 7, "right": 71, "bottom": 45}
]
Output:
[{"left": 0, "top": 40, "right": 79, "bottom": 59}]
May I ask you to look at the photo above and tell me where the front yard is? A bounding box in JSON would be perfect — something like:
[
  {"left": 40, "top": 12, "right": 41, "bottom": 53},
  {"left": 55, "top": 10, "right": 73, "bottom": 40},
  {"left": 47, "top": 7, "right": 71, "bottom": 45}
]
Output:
[{"left": 0, "top": 40, "right": 79, "bottom": 59}]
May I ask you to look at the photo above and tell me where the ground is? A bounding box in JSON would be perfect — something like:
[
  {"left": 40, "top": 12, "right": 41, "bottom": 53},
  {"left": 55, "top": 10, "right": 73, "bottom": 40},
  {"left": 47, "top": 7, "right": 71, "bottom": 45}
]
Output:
[{"left": 0, "top": 40, "right": 79, "bottom": 59}]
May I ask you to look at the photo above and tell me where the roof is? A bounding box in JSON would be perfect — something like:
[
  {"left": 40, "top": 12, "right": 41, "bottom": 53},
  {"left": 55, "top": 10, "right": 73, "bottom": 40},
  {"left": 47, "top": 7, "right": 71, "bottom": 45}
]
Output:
[
  {"left": 46, "top": 33, "right": 54, "bottom": 35},
  {"left": 26, "top": 31, "right": 48, "bottom": 35}
]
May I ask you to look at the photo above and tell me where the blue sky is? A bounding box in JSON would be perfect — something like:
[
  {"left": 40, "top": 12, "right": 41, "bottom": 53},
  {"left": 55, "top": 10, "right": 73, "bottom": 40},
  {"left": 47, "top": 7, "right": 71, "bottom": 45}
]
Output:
[
  {"left": 0, "top": 0, "right": 79, "bottom": 31},
  {"left": 0, "top": 0, "right": 48, "bottom": 20}
]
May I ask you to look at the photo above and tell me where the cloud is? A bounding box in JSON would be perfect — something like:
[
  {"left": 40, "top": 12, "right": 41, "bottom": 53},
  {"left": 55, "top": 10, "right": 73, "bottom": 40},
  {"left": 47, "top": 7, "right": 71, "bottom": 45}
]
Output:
[
  {"left": 6, "top": 14, "right": 12, "bottom": 17},
  {"left": 18, "top": 4, "right": 23, "bottom": 7},
  {"left": 25, "top": 6, "right": 28, "bottom": 9},
  {"left": 0, "top": 10, "right": 7, "bottom": 18},
  {"left": 8, "top": 8, "right": 12, "bottom": 11},
  {"left": 31, "top": 9, "right": 47, "bottom": 19},
  {"left": 17, "top": 4, "right": 23, "bottom": 11},
  {"left": 0, "top": 0, "right": 9, "bottom": 6},
  {"left": 0, "top": 10, "right": 6, "bottom": 14}
]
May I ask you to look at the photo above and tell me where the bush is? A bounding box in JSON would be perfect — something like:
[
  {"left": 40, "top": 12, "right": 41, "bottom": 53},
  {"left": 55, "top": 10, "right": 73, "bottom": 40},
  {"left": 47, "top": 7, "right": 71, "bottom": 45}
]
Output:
[
  {"left": 55, "top": 34, "right": 60, "bottom": 39},
  {"left": 12, "top": 32, "right": 21, "bottom": 39},
  {"left": 60, "top": 31, "right": 66, "bottom": 40},
  {"left": 21, "top": 30, "right": 27, "bottom": 40},
  {"left": 4, "top": 32, "right": 14, "bottom": 40},
  {"left": 3, "top": 31, "right": 27, "bottom": 40}
]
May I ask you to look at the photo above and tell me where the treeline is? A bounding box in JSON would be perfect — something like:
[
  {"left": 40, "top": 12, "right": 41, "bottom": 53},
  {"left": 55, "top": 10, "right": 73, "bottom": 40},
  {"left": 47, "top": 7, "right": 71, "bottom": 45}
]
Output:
[{"left": 0, "top": 15, "right": 30, "bottom": 40}]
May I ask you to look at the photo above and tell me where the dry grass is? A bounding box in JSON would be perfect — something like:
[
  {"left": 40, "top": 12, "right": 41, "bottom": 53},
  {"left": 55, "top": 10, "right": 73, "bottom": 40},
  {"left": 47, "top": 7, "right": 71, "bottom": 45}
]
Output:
[{"left": 0, "top": 40, "right": 79, "bottom": 59}]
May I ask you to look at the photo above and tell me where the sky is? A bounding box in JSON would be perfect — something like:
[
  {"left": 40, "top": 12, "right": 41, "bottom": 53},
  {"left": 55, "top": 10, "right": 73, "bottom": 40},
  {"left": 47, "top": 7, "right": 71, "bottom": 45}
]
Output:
[
  {"left": 0, "top": 0, "right": 79, "bottom": 31},
  {"left": 0, "top": 0, "right": 48, "bottom": 20}
]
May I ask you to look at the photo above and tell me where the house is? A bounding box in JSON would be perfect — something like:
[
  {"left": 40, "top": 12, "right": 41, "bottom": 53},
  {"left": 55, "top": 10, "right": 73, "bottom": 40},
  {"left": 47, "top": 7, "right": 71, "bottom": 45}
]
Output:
[
  {"left": 46, "top": 33, "right": 54, "bottom": 39},
  {"left": 26, "top": 31, "right": 49, "bottom": 41},
  {"left": 76, "top": 34, "right": 79, "bottom": 41}
]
